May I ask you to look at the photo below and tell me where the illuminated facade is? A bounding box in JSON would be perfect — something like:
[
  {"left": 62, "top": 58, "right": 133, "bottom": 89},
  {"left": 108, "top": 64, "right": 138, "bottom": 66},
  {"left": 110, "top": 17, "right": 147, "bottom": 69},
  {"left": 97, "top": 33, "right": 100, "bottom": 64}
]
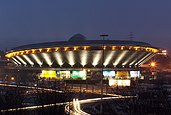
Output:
[
  {"left": 5, "top": 34, "right": 160, "bottom": 69},
  {"left": 5, "top": 34, "right": 162, "bottom": 83}
]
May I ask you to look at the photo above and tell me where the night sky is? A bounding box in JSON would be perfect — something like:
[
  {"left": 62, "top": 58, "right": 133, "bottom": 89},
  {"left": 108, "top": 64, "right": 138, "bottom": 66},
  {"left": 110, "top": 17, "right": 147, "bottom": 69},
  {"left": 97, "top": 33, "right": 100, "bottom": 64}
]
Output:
[{"left": 0, "top": 0, "right": 171, "bottom": 52}]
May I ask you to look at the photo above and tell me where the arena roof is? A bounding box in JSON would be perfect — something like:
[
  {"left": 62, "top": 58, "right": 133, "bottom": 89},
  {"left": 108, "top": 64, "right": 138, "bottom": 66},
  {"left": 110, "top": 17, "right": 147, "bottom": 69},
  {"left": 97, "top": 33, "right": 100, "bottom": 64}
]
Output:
[
  {"left": 6, "top": 34, "right": 161, "bottom": 69},
  {"left": 11, "top": 34, "right": 152, "bottom": 51}
]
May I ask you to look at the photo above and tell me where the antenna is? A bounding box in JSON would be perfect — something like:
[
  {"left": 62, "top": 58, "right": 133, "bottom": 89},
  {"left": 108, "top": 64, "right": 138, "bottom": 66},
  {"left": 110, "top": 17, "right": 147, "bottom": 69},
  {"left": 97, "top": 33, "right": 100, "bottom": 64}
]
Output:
[{"left": 129, "top": 32, "right": 134, "bottom": 41}]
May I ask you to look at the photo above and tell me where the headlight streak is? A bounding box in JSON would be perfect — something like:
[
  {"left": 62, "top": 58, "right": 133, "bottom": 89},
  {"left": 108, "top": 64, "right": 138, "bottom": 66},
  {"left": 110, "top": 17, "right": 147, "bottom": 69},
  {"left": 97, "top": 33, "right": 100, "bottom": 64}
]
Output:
[
  {"left": 92, "top": 51, "right": 102, "bottom": 67},
  {"left": 0, "top": 83, "right": 135, "bottom": 114},
  {"left": 23, "top": 55, "right": 34, "bottom": 66},
  {"left": 53, "top": 52, "right": 63, "bottom": 66},
  {"left": 16, "top": 56, "right": 27, "bottom": 65},
  {"left": 113, "top": 51, "right": 128, "bottom": 66},
  {"left": 11, "top": 57, "right": 21, "bottom": 65},
  {"left": 42, "top": 53, "right": 53, "bottom": 67},
  {"left": 65, "top": 95, "right": 136, "bottom": 115},
  {"left": 31, "top": 54, "right": 43, "bottom": 67},
  {"left": 103, "top": 51, "right": 115, "bottom": 67}
]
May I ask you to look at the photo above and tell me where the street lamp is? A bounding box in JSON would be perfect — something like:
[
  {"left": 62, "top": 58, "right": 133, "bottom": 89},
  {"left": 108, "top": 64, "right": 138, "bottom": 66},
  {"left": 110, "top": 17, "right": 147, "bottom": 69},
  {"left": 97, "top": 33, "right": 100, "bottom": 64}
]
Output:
[{"left": 100, "top": 34, "right": 108, "bottom": 114}]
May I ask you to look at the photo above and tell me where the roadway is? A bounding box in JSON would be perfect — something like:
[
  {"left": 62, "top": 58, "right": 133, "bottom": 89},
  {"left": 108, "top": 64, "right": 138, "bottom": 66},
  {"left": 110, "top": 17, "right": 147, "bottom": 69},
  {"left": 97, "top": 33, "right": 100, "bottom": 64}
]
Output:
[{"left": 0, "top": 83, "right": 135, "bottom": 114}]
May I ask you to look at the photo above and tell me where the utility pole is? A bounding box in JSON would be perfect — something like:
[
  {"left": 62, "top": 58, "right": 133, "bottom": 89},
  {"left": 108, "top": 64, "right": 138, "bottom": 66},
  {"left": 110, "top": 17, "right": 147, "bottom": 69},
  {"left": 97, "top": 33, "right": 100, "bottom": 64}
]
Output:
[
  {"left": 129, "top": 32, "right": 134, "bottom": 41},
  {"left": 100, "top": 34, "right": 108, "bottom": 114}
]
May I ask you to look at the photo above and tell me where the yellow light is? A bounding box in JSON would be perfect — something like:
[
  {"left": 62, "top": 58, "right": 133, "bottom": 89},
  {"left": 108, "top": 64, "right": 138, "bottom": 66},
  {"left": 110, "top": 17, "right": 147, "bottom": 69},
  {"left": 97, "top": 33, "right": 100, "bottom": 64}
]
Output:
[
  {"left": 16, "top": 52, "right": 20, "bottom": 55},
  {"left": 55, "top": 48, "right": 59, "bottom": 51},
  {"left": 46, "top": 48, "right": 51, "bottom": 52},
  {"left": 121, "top": 46, "right": 124, "bottom": 50},
  {"left": 145, "top": 47, "right": 159, "bottom": 53},
  {"left": 39, "top": 49, "right": 42, "bottom": 52},
  {"left": 11, "top": 77, "right": 15, "bottom": 81},
  {"left": 64, "top": 47, "right": 68, "bottom": 51},
  {"left": 32, "top": 49, "right": 35, "bottom": 53},
  {"left": 74, "top": 47, "right": 78, "bottom": 51},
  {"left": 150, "top": 62, "right": 156, "bottom": 67},
  {"left": 5, "top": 53, "right": 12, "bottom": 58},
  {"left": 25, "top": 50, "right": 29, "bottom": 54},
  {"left": 20, "top": 51, "right": 24, "bottom": 55},
  {"left": 84, "top": 46, "right": 87, "bottom": 50},
  {"left": 112, "top": 46, "right": 115, "bottom": 50},
  {"left": 103, "top": 46, "right": 106, "bottom": 50},
  {"left": 134, "top": 47, "right": 139, "bottom": 51},
  {"left": 40, "top": 70, "right": 57, "bottom": 79}
]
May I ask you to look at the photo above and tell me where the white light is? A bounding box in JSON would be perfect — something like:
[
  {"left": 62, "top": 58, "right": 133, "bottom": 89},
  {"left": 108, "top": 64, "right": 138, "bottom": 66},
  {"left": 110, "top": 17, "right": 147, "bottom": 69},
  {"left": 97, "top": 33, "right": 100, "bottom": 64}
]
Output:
[
  {"left": 109, "top": 79, "right": 130, "bottom": 86},
  {"left": 16, "top": 56, "right": 27, "bottom": 65},
  {"left": 66, "top": 51, "right": 75, "bottom": 66},
  {"left": 130, "top": 71, "right": 140, "bottom": 78},
  {"left": 80, "top": 51, "right": 88, "bottom": 67},
  {"left": 113, "top": 51, "right": 128, "bottom": 66},
  {"left": 132, "top": 53, "right": 150, "bottom": 66},
  {"left": 140, "top": 53, "right": 155, "bottom": 65},
  {"left": 12, "top": 57, "right": 21, "bottom": 65},
  {"left": 104, "top": 51, "right": 115, "bottom": 66},
  {"left": 134, "top": 52, "right": 146, "bottom": 65},
  {"left": 23, "top": 55, "right": 34, "bottom": 66},
  {"left": 53, "top": 52, "right": 63, "bottom": 66},
  {"left": 92, "top": 51, "right": 102, "bottom": 67},
  {"left": 31, "top": 54, "right": 43, "bottom": 67},
  {"left": 42, "top": 53, "right": 53, "bottom": 67},
  {"left": 122, "top": 52, "right": 137, "bottom": 66},
  {"left": 129, "top": 52, "right": 146, "bottom": 66},
  {"left": 11, "top": 60, "right": 18, "bottom": 65}
]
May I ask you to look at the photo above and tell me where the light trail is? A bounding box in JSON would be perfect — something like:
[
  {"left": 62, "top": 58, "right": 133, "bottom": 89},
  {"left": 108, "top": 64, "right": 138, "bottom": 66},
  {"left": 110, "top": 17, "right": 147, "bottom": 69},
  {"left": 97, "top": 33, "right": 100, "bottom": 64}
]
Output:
[
  {"left": 65, "top": 95, "right": 136, "bottom": 115},
  {"left": 1, "top": 102, "right": 68, "bottom": 113},
  {"left": 0, "top": 83, "right": 136, "bottom": 114},
  {"left": 0, "top": 83, "right": 63, "bottom": 93}
]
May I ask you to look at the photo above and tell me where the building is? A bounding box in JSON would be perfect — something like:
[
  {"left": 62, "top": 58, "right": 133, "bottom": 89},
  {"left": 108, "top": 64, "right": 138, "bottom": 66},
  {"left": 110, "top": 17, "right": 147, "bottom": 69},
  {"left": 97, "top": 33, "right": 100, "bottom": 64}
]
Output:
[{"left": 5, "top": 34, "right": 162, "bottom": 86}]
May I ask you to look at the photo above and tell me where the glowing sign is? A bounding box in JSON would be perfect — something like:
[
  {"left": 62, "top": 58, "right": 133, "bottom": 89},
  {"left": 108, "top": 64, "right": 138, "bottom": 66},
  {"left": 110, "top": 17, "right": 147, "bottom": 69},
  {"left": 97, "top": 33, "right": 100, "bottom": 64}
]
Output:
[
  {"left": 116, "top": 71, "right": 129, "bottom": 78},
  {"left": 130, "top": 71, "right": 140, "bottom": 78},
  {"left": 109, "top": 79, "right": 131, "bottom": 86},
  {"left": 40, "top": 70, "right": 57, "bottom": 79},
  {"left": 59, "top": 71, "right": 71, "bottom": 79},
  {"left": 72, "top": 70, "right": 86, "bottom": 80},
  {"left": 103, "top": 71, "right": 115, "bottom": 79}
]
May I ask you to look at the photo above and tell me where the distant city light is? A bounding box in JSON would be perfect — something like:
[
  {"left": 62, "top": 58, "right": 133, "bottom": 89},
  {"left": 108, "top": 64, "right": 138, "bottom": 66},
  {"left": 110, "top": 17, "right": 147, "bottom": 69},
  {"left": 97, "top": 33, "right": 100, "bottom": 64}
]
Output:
[
  {"left": 11, "top": 77, "right": 15, "bottom": 81},
  {"left": 150, "top": 62, "right": 156, "bottom": 67}
]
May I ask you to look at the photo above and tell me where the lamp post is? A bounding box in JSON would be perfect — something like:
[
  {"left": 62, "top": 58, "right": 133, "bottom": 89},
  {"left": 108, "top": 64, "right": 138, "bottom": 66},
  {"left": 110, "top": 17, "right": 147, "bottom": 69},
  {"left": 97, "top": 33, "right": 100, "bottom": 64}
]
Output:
[{"left": 100, "top": 34, "right": 108, "bottom": 114}]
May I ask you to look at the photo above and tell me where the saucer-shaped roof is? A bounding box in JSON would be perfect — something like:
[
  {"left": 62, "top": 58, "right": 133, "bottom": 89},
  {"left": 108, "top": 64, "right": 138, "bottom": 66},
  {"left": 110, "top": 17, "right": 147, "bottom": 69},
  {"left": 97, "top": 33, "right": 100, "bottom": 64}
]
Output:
[{"left": 68, "top": 33, "right": 87, "bottom": 41}]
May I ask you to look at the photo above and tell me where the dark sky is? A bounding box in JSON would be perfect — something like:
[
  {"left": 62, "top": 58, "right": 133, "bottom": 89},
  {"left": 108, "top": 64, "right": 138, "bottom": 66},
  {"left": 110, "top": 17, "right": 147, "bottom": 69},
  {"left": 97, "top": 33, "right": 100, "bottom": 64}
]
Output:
[{"left": 0, "top": 0, "right": 171, "bottom": 52}]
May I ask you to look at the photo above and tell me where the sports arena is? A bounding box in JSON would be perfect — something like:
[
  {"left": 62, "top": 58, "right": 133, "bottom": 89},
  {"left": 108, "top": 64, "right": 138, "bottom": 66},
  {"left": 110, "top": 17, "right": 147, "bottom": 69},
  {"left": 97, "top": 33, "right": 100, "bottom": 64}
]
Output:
[{"left": 5, "top": 34, "right": 161, "bottom": 86}]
